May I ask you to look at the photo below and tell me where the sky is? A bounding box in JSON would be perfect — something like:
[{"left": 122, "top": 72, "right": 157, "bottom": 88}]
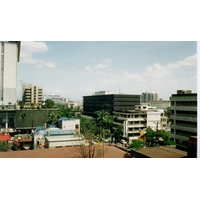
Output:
[{"left": 17, "top": 41, "right": 197, "bottom": 102}]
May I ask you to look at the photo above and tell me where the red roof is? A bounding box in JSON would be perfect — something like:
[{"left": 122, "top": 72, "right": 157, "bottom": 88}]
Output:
[{"left": 0, "top": 133, "right": 11, "bottom": 141}]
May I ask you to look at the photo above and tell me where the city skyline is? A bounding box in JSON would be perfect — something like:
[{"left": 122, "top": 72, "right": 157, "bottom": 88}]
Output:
[{"left": 17, "top": 41, "right": 197, "bottom": 101}]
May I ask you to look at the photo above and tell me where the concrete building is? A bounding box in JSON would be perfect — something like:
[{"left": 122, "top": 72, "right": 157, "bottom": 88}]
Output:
[
  {"left": 44, "top": 94, "right": 66, "bottom": 104},
  {"left": 83, "top": 93, "right": 141, "bottom": 116},
  {"left": 92, "top": 91, "right": 112, "bottom": 95},
  {"left": 0, "top": 41, "right": 20, "bottom": 105},
  {"left": 150, "top": 99, "right": 171, "bottom": 109},
  {"left": 33, "top": 118, "right": 84, "bottom": 149},
  {"left": 141, "top": 92, "right": 159, "bottom": 103},
  {"left": 170, "top": 90, "right": 197, "bottom": 151},
  {"left": 113, "top": 104, "right": 167, "bottom": 143},
  {"left": 22, "top": 83, "right": 43, "bottom": 104}
]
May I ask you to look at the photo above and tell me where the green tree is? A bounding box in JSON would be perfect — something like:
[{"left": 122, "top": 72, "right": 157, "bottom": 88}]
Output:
[
  {"left": 0, "top": 141, "right": 11, "bottom": 152},
  {"left": 42, "top": 99, "right": 55, "bottom": 109},
  {"left": 128, "top": 140, "right": 145, "bottom": 149},
  {"left": 93, "top": 110, "right": 113, "bottom": 138},
  {"left": 164, "top": 106, "right": 171, "bottom": 123},
  {"left": 141, "top": 127, "right": 175, "bottom": 147},
  {"left": 47, "top": 112, "right": 59, "bottom": 125},
  {"left": 18, "top": 101, "right": 25, "bottom": 109},
  {"left": 112, "top": 125, "right": 123, "bottom": 143}
]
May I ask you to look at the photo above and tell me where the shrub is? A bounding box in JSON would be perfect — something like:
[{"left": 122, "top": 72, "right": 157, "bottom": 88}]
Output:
[{"left": 0, "top": 141, "right": 11, "bottom": 152}]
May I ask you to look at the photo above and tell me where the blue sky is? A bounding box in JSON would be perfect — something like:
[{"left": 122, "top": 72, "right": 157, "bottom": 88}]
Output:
[{"left": 18, "top": 41, "right": 197, "bottom": 101}]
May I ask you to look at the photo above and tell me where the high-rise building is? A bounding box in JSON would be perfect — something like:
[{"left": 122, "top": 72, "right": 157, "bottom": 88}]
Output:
[
  {"left": 170, "top": 90, "right": 197, "bottom": 151},
  {"left": 141, "top": 92, "right": 159, "bottom": 103},
  {"left": 22, "top": 83, "right": 43, "bottom": 104},
  {"left": 0, "top": 41, "right": 20, "bottom": 105}
]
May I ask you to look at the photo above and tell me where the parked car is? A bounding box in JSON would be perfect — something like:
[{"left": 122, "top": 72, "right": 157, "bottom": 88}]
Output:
[{"left": 120, "top": 139, "right": 127, "bottom": 144}]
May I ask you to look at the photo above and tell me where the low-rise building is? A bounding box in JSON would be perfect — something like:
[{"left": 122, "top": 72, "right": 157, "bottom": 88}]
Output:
[
  {"left": 150, "top": 99, "right": 171, "bottom": 109},
  {"left": 114, "top": 104, "right": 168, "bottom": 143},
  {"left": 33, "top": 118, "right": 84, "bottom": 149}
]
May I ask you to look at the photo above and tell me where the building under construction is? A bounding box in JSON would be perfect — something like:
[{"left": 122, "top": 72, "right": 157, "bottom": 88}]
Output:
[{"left": 83, "top": 93, "right": 141, "bottom": 116}]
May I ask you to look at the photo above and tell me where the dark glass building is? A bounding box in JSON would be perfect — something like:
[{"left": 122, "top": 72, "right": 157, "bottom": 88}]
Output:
[{"left": 83, "top": 94, "right": 141, "bottom": 116}]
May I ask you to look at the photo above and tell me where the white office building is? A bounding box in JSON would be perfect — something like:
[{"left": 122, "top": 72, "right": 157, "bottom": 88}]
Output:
[
  {"left": 0, "top": 41, "right": 20, "bottom": 105},
  {"left": 113, "top": 104, "right": 167, "bottom": 143}
]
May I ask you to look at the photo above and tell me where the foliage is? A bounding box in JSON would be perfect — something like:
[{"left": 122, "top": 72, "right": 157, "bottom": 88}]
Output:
[
  {"left": 47, "top": 112, "right": 59, "bottom": 125},
  {"left": 0, "top": 141, "right": 11, "bottom": 152},
  {"left": 42, "top": 99, "right": 55, "bottom": 109},
  {"left": 79, "top": 117, "right": 98, "bottom": 139},
  {"left": 58, "top": 106, "right": 77, "bottom": 118},
  {"left": 18, "top": 101, "right": 25, "bottom": 109},
  {"left": 112, "top": 125, "right": 123, "bottom": 142},
  {"left": 128, "top": 140, "right": 145, "bottom": 149},
  {"left": 164, "top": 106, "right": 171, "bottom": 123},
  {"left": 141, "top": 127, "right": 175, "bottom": 147},
  {"left": 93, "top": 110, "right": 114, "bottom": 138}
]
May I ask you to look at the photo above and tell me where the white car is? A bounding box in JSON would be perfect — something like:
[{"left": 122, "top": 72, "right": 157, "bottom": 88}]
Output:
[{"left": 120, "top": 139, "right": 127, "bottom": 144}]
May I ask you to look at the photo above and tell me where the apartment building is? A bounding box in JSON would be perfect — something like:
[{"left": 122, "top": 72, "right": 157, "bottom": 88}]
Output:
[
  {"left": 0, "top": 41, "right": 20, "bottom": 105},
  {"left": 22, "top": 83, "right": 43, "bottom": 104},
  {"left": 170, "top": 90, "right": 197, "bottom": 151},
  {"left": 141, "top": 92, "right": 159, "bottom": 103}
]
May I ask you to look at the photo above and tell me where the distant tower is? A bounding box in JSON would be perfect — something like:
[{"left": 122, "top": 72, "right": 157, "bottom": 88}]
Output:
[
  {"left": 0, "top": 41, "right": 20, "bottom": 105},
  {"left": 141, "top": 92, "right": 159, "bottom": 103}
]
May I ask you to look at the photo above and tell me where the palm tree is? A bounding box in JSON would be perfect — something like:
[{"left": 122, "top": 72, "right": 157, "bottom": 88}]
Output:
[
  {"left": 47, "top": 112, "right": 59, "bottom": 126},
  {"left": 93, "top": 110, "right": 113, "bottom": 158}
]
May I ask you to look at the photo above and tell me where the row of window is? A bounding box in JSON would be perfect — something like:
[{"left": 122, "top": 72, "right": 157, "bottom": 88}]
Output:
[{"left": 171, "top": 101, "right": 197, "bottom": 106}]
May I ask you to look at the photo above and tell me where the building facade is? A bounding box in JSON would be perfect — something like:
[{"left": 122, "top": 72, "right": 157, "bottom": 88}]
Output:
[
  {"left": 83, "top": 93, "right": 141, "bottom": 116},
  {"left": 44, "top": 94, "right": 66, "bottom": 104},
  {"left": 0, "top": 41, "right": 20, "bottom": 105},
  {"left": 113, "top": 104, "right": 167, "bottom": 143},
  {"left": 22, "top": 83, "right": 43, "bottom": 104},
  {"left": 170, "top": 90, "right": 197, "bottom": 151},
  {"left": 150, "top": 99, "right": 171, "bottom": 109},
  {"left": 141, "top": 92, "right": 159, "bottom": 103}
]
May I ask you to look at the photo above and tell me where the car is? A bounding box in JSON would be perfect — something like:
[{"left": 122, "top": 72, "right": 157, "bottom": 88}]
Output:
[
  {"left": 120, "top": 139, "right": 127, "bottom": 144},
  {"left": 103, "top": 139, "right": 109, "bottom": 143}
]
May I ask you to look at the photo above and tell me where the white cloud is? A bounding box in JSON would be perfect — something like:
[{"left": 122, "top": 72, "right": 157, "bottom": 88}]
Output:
[
  {"left": 144, "top": 63, "right": 170, "bottom": 78},
  {"left": 144, "top": 54, "right": 197, "bottom": 78},
  {"left": 94, "top": 63, "right": 109, "bottom": 69},
  {"left": 97, "top": 71, "right": 105, "bottom": 75},
  {"left": 123, "top": 72, "right": 144, "bottom": 82},
  {"left": 45, "top": 61, "right": 56, "bottom": 68},
  {"left": 20, "top": 41, "right": 56, "bottom": 68},
  {"left": 105, "top": 58, "right": 113, "bottom": 64},
  {"left": 20, "top": 41, "right": 48, "bottom": 62},
  {"left": 167, "top": 54, "right": 197, "bottom": 69},
  {"left": 85, "top": 66, "right": 92, "bottom": 73},
  {"left": 176, "top": 54, "right": 197, "bottom": 66}
]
